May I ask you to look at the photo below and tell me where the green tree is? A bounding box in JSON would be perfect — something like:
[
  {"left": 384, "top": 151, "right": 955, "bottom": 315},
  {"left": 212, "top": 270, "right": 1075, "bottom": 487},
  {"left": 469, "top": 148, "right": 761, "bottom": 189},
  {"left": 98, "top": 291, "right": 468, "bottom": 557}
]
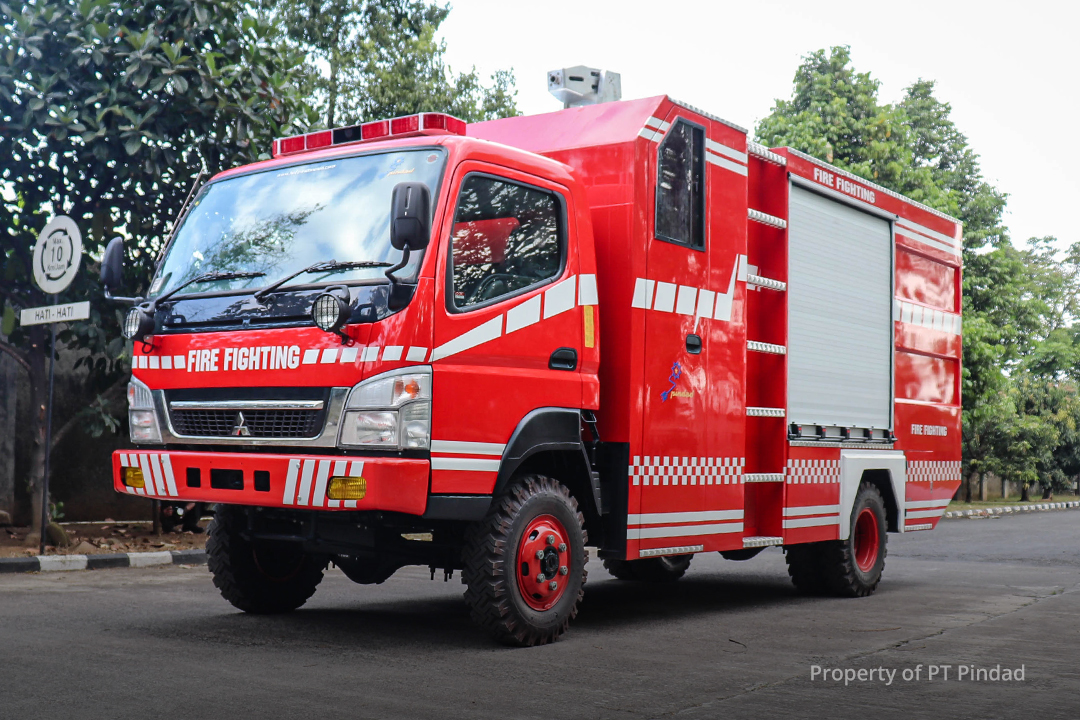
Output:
[
  {"left": 756, "top": 46, "right": 948, "bottom": 211},
  {"left": 0, "top": 0, "right": 306, "bottom": 538},
  {"left": 267, "top": 0, "right": 517, "bottom": 129}
]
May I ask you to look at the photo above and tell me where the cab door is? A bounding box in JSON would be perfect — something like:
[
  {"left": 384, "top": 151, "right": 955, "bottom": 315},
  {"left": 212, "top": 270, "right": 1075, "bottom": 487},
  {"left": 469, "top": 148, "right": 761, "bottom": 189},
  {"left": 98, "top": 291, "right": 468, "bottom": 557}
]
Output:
[
  {"left": 429, "top": 163, "right": 582, "bottom": 495},
  {"left": 636, "top": 115, "right": 713, "bottom": 547}
]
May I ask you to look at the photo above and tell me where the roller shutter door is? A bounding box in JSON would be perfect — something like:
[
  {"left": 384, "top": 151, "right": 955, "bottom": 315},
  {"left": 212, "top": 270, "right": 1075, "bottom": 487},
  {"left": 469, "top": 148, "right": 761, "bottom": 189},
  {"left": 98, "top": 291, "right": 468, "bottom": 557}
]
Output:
[{"left": 787, "top": 185, "right": 893, "bottom": 430}]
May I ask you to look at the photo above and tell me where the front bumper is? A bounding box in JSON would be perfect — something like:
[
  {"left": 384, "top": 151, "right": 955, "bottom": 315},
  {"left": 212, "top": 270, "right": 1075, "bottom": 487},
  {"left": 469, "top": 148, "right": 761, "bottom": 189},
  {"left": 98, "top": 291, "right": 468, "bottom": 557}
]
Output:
[{"left": 113, "top": 450, "right": 429, "bottom": 515}]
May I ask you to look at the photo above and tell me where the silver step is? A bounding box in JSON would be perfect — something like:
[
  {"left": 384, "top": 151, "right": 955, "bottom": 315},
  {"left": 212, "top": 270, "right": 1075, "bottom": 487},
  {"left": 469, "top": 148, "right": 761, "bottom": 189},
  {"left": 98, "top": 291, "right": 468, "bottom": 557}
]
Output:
[{"left": 743, "top": 536, "right": 784, "bottom": 548}]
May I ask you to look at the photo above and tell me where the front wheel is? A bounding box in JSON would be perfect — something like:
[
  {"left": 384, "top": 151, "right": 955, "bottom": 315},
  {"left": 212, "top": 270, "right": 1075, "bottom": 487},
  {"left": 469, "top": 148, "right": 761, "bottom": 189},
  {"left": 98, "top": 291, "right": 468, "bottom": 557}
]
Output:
[
  {"left": 206, "top": 506, "right": 329, "bottom": 613},
  {"left": 462, "top": 475, "right": 588, "bottom": 646}
]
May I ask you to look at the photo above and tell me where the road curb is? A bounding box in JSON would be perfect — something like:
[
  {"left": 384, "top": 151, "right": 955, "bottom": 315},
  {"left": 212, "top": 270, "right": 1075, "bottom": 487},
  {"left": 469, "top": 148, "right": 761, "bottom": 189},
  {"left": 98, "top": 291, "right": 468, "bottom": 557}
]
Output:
[
  {"left": 0, "top": 549, "right": 207, "bottom": 574},
  {"left": 944, "top": 501, "right": 1080, "bottom": 519}
]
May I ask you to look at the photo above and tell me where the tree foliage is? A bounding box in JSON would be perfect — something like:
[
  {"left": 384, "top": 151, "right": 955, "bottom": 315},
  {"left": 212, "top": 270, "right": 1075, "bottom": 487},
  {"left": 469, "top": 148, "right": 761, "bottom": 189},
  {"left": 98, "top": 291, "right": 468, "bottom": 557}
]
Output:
[{"left": 265, "top": 0, "right": 517, "bottom": 129}]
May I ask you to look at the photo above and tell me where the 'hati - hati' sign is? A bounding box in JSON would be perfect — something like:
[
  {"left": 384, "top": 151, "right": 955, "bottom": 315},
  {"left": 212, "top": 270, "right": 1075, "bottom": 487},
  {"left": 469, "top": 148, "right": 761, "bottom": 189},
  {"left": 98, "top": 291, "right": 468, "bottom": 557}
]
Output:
[
  {"left": 32, "top": 215, "right": 83, "bottom": 294},
  {"left": 19, "top": 301, "right": 91, "bottom": 326}
]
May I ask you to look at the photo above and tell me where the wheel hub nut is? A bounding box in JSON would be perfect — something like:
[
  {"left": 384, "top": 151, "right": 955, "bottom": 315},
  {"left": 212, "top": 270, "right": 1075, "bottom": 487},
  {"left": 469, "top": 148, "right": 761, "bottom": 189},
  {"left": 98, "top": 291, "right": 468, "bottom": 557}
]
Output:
[
  {"left": 558, "top": 543, "right": 567, "bottom": 552},
  {"left": 559, "top": 566, "right": 568, "bottom": 575},
  {"left": 549, "top": 581, "right": 558, "bottom": 591},
  {"left": 536, "top": 573, "right": 546, "bottom": 583},
  {"left": 536, "top": 550, "right": 545, "bottom": 559},
  {"left": 546, "top": 534, "right": 555, "bottom": 545}
]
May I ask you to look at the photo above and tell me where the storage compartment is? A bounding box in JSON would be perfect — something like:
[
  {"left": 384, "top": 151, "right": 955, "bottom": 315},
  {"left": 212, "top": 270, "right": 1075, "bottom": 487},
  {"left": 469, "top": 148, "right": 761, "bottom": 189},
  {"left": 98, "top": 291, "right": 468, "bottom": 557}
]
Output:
[{"left": 787, "top": 184, "right": 893, "bottom": 430}]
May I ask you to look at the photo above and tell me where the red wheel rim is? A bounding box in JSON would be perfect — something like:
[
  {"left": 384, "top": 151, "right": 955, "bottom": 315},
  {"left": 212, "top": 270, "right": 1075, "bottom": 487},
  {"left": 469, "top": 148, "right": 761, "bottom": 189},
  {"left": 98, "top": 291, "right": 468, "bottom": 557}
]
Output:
[
  {"left": 515, "top": 514, "right": 571, "bottom": 611},
  {"left": 853, "top": 508, "right": 880, "bottom": 573}
]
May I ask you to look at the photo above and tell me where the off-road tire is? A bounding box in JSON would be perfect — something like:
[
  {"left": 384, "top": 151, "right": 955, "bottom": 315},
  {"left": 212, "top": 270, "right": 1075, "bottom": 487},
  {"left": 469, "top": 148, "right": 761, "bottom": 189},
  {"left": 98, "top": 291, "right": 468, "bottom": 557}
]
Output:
[
  {"left": 603, "top": 554, "right": 692, "bottom": 582},
  {"left": 462, "top": 475, "right": 587, "bottom": 646},
  {"left": 784, "top": 482, "right": 888, "bottom": 597},
  {"left": 820, "top": 482, "right": 887, "bottom": 597},
  {"left": 206, "top": 506, "right": 329, "bottom": 613}
]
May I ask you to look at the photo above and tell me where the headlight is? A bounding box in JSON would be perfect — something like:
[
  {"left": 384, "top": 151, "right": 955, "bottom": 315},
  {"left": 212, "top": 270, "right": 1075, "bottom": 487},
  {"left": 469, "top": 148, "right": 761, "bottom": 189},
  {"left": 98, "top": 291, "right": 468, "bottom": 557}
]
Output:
[
  {"left": 123, "top": 306, "right": 155, "bottom": 342},
  {"left": 127, "top": 376, "right": 162, "bottom": 444},
  {"left": 339, "top": 367, "right": 431, "bottom": 450}
]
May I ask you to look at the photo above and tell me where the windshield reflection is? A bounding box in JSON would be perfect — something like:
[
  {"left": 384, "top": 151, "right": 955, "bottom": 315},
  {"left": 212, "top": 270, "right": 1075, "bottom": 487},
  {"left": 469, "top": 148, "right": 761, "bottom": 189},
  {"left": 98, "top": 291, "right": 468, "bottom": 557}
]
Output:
[{"left": 151, "top": 149, "right": 445, "bottom": 298}]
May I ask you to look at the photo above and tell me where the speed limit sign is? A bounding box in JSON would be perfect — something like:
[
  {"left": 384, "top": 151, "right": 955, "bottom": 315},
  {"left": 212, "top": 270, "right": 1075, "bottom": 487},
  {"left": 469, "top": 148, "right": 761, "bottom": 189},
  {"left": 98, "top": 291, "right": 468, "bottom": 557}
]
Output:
[{"left": 32, "top": 215, "right": 83, "bottom": 294}]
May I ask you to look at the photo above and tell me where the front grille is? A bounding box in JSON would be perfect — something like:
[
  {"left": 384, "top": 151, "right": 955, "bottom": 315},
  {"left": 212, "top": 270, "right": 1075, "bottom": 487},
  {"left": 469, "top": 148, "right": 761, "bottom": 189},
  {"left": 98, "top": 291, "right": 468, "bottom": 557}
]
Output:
[{"left": 170, "top": 409, "right": 323, "bottom": 438}]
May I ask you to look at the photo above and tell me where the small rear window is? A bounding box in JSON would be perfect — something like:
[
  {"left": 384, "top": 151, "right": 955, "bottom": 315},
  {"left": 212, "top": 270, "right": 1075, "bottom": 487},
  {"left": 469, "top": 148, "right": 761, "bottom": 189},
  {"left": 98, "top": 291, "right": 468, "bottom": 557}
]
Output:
[{"left": 655, "top": 119, "right": 706, "bottom": 250}]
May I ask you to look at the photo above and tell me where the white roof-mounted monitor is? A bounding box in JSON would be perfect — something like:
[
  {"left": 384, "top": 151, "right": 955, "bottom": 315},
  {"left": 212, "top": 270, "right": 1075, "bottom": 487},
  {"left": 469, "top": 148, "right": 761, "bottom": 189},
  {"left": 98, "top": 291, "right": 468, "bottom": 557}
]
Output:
[{"left": 548, "top": 66, "right": 622, "bottom": 108}]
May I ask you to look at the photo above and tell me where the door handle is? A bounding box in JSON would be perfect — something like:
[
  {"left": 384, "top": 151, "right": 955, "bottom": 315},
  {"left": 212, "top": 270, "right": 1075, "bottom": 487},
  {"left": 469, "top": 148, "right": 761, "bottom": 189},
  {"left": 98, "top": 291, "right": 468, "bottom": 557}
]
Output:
[
  {"left": 686, "top": 334, "right": 702, "bottom": 354},
  {"left": 549, "top": 347, "right": 578, "bottom": 370}
]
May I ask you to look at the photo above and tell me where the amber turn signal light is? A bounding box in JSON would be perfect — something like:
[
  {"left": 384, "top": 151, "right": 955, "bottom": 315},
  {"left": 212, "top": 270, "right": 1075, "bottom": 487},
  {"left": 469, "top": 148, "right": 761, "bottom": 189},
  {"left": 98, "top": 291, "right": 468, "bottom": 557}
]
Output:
[
  {"left": 123, "top": 467, "right": 145, "bottom": 489},
  {"left": 327, "top": 476, "right": 366, "bottom": 500}
]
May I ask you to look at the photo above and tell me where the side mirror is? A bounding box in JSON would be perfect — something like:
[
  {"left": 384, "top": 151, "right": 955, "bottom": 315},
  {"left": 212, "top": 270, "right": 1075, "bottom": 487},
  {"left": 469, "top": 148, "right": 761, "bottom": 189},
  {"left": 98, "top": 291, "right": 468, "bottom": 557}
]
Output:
[
  {"left": 101, "top": 236, "right": 124, "bottom": 292},
  {"left": 389, "top": 183, "right": 431, "bottom": 252}
]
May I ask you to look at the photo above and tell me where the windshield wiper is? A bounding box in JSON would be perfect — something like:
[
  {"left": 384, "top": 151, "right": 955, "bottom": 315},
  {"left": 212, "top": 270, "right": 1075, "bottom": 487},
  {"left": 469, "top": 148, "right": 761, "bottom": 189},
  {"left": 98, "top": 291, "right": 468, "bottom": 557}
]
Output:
[
  {"left": 252, "top": 260, "right": 392, "bottom": 301},
  {"left": 150, "top": 271, "right": 267, "bottom": 310}
]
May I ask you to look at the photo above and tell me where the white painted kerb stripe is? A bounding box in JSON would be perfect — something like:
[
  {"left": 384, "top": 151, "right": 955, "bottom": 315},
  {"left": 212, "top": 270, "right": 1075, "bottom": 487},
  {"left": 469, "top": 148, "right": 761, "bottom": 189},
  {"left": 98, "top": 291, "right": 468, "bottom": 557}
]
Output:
[
  {"left": 128, "top": 551, "right": 173, "bottom": 568},
  {"left": 38, "top": 555, "right": 88, "bottom": 572}
]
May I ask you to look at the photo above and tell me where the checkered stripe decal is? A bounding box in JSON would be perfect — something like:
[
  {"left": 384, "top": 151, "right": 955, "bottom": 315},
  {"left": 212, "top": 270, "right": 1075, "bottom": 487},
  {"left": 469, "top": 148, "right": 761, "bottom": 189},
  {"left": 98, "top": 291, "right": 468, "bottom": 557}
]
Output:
[
  {"left": 631, "top": 456, "right": 745, "bottom": 486},
  {"left": 786, "top": 458, "right": 841, "bottom": 484},
  {"left": 908, "top": 460, "right": 962, "bottom": 483}
]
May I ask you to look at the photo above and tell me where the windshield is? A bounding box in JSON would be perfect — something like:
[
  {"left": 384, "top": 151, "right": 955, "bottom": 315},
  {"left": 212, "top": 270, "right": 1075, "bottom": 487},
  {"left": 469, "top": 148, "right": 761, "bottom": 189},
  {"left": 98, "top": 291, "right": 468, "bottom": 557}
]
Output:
[{"left": 149, "top": 149, "right": 446, "bottom": 298}]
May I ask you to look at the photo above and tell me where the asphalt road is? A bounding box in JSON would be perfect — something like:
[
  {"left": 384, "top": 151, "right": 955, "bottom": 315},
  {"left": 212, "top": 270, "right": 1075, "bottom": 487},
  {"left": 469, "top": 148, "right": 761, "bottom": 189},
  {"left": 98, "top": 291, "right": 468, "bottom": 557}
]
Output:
[{"left": 3, "top": 512, "right": 1079, "bottom": 720}]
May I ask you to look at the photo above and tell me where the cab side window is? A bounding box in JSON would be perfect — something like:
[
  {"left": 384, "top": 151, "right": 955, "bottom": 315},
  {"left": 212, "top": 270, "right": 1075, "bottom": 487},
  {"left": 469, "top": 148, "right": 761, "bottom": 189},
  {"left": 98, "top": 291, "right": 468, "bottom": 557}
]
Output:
[
  {"left": 655, "top": 118, "right": 706, "bottom": 250},
  {"left": 450, "top": 175, "right": 564, "bottom": 309}
]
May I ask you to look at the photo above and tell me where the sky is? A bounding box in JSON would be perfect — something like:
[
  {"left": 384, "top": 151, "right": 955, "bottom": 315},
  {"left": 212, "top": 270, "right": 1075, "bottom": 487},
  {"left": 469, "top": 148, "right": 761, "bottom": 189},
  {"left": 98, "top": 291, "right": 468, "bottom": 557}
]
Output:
[{"left": 439, "top": 0, "right": 1077, "bottom": 251}]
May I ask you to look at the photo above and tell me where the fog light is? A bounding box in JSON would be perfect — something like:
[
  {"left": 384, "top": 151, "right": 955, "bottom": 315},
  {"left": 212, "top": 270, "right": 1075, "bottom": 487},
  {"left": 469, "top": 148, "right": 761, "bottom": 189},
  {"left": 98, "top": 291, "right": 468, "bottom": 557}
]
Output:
[
  {"left": 327, "top": 476, "right": 366, "bottom": 500},
  {"left": 123, "top": 466, "right": 145, "bottom": 489}
]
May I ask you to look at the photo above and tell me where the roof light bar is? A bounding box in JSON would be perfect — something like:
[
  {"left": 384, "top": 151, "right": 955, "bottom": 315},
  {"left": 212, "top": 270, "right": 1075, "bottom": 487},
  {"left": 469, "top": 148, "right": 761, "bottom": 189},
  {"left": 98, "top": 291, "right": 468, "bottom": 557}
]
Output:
[{"left": 272, "top": 112, "right": 467, "bottom": 158}]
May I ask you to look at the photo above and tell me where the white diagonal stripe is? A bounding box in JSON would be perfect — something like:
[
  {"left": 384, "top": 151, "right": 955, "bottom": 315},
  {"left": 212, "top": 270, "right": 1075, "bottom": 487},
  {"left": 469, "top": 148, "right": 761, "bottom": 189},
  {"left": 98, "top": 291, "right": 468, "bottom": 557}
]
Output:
[
  {"left": 282, "top": 459, "right": 301, "bottom": 505},
  {"left": 160, "top": 454, "right": 178, "bottom": 496},
  {"left": 506, "top": 294, "right": 541, "bottom": 333},
  {"left": 706, "top": 153, "right": 749, "bottom": 176},
  {"left": 432, "top": 316, "right": 503, "bottom": 361},
  {"left": 543, "top": 275, "right": 577, "bottom": 318},
  {"left": 296, "top": 459, "right": 316, "bottom": 506},
  {"left": 311, "top": 459, "right": 331, "bottom": 508},
  {"left": 139, "top": 454, "right": 157, "bottom": 496},
  {"left": 705, "top": 138, "right": 748, "bottom": 164}
]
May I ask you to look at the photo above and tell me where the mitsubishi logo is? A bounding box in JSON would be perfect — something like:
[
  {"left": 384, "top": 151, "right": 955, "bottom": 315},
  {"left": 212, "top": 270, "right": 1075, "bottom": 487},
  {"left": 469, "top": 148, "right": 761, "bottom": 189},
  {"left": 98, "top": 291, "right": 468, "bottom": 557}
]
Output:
[{"left": 233, "top": 411, "right": 251, "bottom": 436}]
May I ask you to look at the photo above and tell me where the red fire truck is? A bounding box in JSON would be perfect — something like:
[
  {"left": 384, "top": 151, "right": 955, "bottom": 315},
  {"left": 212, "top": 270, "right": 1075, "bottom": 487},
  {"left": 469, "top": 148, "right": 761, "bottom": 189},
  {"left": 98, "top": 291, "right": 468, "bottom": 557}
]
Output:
[{"left": 101, "top": 82, "right": 962, "bottom": 646}]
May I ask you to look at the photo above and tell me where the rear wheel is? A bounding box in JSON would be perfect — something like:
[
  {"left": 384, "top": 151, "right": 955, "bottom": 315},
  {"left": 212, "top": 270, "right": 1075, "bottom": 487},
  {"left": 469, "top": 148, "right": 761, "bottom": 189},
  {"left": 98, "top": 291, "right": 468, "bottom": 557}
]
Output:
[
  {"left": 821, "top": 482, "right": 887, "bottom": 597},
  {"left": 784, "top": 482, "right": 888, "bottom": 597},
  {"left": 603, "top": 554, "right": 692, "bottom": 582},
  {"left": 206, "top": 506, "right": 328, "bottom": 613},
  {"left": 462, "top": 475, "right": 587, "bottom": 646}
]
